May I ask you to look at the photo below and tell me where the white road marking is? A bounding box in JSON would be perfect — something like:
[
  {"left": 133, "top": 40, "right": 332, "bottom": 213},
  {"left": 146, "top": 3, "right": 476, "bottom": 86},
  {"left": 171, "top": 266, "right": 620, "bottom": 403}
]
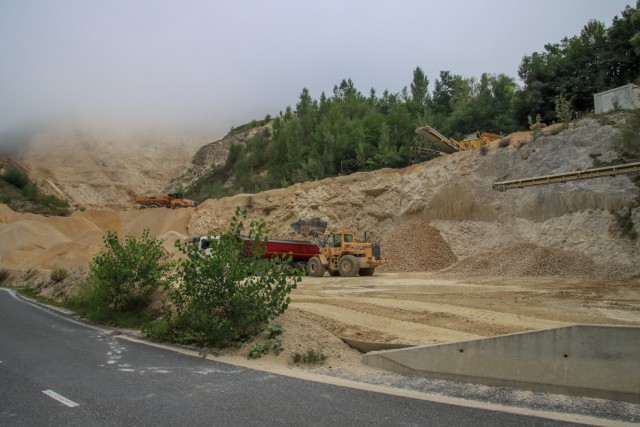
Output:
[{"left": 42, "top": 390, "right": 79, "bottom": 408}]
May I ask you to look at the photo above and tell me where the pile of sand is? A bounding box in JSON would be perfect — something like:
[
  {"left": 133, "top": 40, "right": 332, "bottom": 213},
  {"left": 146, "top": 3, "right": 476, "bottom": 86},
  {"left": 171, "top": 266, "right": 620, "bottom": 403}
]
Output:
[
  {"left": 0, "top": 204, "right": 192, "bottom": 271},
  {"left": 443, "top": 242, "right": 619, "bottom": 278},
  {"left": 378, "top": 219, "right": 457, "bottom": 273}
]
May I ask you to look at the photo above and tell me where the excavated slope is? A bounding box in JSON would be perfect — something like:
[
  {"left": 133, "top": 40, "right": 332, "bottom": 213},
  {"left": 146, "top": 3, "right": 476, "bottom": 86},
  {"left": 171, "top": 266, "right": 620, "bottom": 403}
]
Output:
[
  {"left": 11, "top": 128, "right": 216, "bottom": 209},
  {"left": 187, "top": 116, "right": 640, "bottom": 275},
  {"left": 1, "top": 115, "right": 639, "bottom": 277}
]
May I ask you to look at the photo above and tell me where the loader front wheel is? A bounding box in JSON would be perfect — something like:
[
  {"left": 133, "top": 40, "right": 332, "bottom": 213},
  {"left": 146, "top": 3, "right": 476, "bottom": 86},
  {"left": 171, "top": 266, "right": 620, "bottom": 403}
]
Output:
[
  {"left": 338, "top": 255, "right": 360, "bottom": 277},
  {"left": 306, "top": 257, "right": 326, "bottom": 277}
]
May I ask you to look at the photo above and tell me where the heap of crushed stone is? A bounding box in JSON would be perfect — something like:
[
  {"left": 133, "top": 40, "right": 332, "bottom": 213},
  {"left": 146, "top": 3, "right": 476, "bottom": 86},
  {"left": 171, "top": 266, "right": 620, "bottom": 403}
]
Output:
[
  {"left": 379, "top": 220, "right": 457, "bottom": 272},
  {"left": 442, "top": 242, "right": 620, "bottom": 278}
]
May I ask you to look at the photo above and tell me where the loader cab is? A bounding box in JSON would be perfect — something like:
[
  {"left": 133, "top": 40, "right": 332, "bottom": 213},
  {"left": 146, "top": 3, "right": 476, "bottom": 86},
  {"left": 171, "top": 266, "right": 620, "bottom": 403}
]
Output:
[{"left": 329, "top": 232, "right": 354, "bottom": 248}]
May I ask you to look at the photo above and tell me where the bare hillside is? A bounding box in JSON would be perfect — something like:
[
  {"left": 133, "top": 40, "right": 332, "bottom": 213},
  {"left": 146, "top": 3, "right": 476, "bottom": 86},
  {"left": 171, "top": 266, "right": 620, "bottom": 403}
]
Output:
[{"left": 10, "top": 127, "right": 218, "bottom": 209}]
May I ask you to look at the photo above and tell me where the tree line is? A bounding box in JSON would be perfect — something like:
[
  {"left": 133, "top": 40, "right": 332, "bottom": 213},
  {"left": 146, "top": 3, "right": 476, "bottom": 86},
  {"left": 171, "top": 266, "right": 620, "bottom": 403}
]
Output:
[{"left": 187, "top": 1, "right": 640, "bottom": 200}]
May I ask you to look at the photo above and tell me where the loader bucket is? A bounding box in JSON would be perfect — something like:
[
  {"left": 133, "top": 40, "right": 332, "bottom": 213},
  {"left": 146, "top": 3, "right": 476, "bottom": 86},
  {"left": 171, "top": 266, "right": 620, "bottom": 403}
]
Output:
[{"left": 290, "top": 218, "right": 328, "bottom": 237}]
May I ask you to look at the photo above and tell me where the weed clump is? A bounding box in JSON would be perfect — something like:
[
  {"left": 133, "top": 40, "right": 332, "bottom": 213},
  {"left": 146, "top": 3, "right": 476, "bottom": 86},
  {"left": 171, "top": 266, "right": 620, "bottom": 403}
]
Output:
[
  {"left": 50, "top": 266, "right": 68, "bottom": 283},
  {"left": 291, "top": 348, "right": 328, "bottom": 365}
]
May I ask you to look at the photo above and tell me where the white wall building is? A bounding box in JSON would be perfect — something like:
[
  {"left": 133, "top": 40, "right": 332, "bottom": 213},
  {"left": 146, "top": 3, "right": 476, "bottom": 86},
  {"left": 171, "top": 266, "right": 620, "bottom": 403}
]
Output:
[{"left": 594, "top": 83, "right": 640, "bottom": 114}]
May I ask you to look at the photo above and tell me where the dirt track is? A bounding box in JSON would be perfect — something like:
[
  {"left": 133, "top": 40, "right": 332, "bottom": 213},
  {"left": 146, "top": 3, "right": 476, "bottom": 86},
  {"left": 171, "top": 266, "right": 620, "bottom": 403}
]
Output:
[
  {"left": 216, "top": 272, "right": 640, "bottom": 372},
  {"left": 290, "top": 274, "right": 640, "bottom": 341}
]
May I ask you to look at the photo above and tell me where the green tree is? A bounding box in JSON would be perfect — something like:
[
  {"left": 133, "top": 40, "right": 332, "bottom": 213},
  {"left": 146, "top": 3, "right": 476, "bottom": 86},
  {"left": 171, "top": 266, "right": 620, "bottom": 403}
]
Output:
[
  {"left": 409, "top": 66, "right": 430, "bottom": 114},
  {"left": 71, "top": 229, "right": 172, "bottom": 324},
  {"left": 606, "top": 1, "right": 640, "bottom": 85},
  {"left": 148, "top": 208, "right": 301, "bottom": 348}
]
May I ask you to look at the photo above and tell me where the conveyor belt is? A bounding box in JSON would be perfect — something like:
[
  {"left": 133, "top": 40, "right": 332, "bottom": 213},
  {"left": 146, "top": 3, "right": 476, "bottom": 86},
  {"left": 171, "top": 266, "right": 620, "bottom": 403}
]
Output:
[{"left": 492, "top": 161, "right": 640, "bottom": 191}]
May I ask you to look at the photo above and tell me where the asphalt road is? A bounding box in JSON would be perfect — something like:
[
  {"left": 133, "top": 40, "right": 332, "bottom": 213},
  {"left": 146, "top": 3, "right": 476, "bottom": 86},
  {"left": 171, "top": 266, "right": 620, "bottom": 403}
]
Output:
[{"left": 0, "top": 289, "right": 583, "bottom": 426}]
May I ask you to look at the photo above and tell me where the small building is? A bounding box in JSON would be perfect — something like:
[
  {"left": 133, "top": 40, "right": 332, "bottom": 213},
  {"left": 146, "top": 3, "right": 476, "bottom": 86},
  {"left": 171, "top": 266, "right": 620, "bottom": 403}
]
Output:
[{"left": 594, "top": 83, "right": 640, "bottom": 114}]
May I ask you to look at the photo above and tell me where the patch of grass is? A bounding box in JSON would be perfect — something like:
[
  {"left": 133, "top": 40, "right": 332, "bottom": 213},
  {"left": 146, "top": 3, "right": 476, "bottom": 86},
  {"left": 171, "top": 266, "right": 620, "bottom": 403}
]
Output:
[
  {"left": 291, "top": 348, "right": 327, "bottom": 365},
  {"left": 16, "top": 284, "right": 66, "bottom": 308}
]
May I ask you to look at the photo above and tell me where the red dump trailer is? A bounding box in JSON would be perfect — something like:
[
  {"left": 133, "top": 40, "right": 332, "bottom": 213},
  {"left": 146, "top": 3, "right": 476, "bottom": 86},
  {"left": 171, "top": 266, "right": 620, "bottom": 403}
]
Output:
[
  {"left": 238, "top": 236, "right": 320, "bottom": 262},
  {"left": 192, "top": 235, "right": 319, "bottom": 265}
]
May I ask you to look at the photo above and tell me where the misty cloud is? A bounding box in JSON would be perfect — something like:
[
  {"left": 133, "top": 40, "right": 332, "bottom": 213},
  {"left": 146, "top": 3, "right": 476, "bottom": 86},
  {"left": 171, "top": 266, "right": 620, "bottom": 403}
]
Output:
[{"left": 0, "top": 0, "right": 633, "bottom": 135}]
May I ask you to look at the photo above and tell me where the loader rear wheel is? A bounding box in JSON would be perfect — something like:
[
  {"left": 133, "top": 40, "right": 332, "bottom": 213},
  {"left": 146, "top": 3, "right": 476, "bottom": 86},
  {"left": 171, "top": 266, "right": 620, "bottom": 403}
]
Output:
[
  {"left": 359, "top": 267, "right": 376, "bottom": 276},
  {"left": 306, "top": 257, "right": 326, "bottom": 277},
  {"left": 338, "top": 255, "right": 360, "bottom": 277}
]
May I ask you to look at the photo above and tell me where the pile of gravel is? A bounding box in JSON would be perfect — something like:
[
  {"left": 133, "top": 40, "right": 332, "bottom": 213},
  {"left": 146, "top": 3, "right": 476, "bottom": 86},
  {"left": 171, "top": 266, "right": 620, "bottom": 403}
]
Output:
[
  {"left": 379, "top": 220, "right": 457, "bottom": 273},
  {"left": 442, "top": 242, "right": 603, "bottom": 278}
]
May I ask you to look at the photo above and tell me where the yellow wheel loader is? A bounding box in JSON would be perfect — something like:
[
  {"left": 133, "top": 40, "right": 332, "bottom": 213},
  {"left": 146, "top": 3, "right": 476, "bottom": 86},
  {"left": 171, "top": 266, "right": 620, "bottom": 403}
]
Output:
[{"left": 291, "top": 219, "right": 386, "bottom": 277}]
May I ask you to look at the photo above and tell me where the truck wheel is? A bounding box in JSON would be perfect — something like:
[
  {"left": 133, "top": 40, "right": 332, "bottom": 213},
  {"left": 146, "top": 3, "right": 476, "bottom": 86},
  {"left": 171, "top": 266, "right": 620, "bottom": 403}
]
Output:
[
  {"left": 306, "top": 257, "right": 326, "bottom": 277},
  {"left": 359, "top": 267, "right": 376, "bottom": 276},
  {"left": 338, "top": 255, "right": 360, "bottom": 277}
]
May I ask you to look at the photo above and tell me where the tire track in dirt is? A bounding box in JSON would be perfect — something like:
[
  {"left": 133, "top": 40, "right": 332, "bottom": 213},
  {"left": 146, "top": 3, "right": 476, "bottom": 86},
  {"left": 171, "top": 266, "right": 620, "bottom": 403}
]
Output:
[
  {"left": 292, "top": 302, "right": 481, "bottom": 344},
  {"left": 349, "top": 297, "right": 570, "bottom": 330}
]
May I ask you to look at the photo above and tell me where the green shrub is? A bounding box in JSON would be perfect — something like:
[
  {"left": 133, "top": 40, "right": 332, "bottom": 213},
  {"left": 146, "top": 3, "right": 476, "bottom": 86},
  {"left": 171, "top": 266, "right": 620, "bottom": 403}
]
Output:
[
  {"left": 616, "top": 109, "right": 640, "bottom": 160},
  {"left": 613, "top": 206, "right": 638, "bottom": 240},
  {"left": 146, "top": 207, "right": 301, "bottom": 349},
  {"left": 50, "top": 266, "right": 68, "bottom": 283},
  {"left": 2, "top": 167, "right": 29, "bottom": 189},
  {"left": 247, "top": 338, "right": 283, "bottom": 359},
  {"left": 291, "top": 348, "right": 327, "bottom": 365},
  {"left": 22, "top": 183, "right": 38, "bottom": 200},
  {"left": 66, "top": 228, "right": 173, "bottom": 325},
  {"left": 0, "top": 268, "right": 10, "bottom": 283},
  {"left": 554, "top": 94, "right": 573, "bottom": 124},
  {"left": 246, "top": 323, "right": 285, "bottom": 358}
]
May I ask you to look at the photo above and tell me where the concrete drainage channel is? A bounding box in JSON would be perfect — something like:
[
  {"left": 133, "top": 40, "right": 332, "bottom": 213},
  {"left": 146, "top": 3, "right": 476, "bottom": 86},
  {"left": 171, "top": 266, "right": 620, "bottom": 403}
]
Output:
[{"left": 362, "top": 324, "right": 640, "bottom": 404}]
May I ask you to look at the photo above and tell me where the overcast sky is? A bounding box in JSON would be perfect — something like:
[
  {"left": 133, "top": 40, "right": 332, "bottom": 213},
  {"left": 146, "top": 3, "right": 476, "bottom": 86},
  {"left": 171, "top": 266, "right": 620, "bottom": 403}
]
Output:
[{"left": 0, "top": 0, "right": 634, "bottom": 137}]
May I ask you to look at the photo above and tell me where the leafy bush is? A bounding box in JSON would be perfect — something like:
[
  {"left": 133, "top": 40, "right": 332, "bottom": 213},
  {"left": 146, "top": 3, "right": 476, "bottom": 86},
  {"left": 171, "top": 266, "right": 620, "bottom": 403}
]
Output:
[
  {"left": 66, "top": 229, "right": 172, "bottom": 325},
  {"left": 50, "top": 266, "right": 68, "bottom": 283},
  {"left": 146, "top": 208, "right": 301, "bottom": 349},
  {"left": 2, "top": 167, "right": 29, "bottom": 189},
  {"left": 554, "top": 94, "right": 573, "bottom": 124},
  {"left": 616, "top": 109, "right": 640, "bottom": 160},
  {"left": 0, "top": 268, "right": 10, "bottom": 283},
  {"left": 613, "top": 206, "right": 638, "bottom": 240},
  {"left": 246, "top": 323, "right": 285, "bottom": 358},
  {"left": 247, "top": 338, "right": 283, "bottom": 359}
]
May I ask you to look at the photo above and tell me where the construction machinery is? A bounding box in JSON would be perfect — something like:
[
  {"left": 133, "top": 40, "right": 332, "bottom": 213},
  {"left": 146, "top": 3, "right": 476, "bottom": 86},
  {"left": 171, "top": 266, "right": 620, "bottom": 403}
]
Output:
[
  {"left": 291, "top": 218, "right": 386, "bottom": 277},
  {"left": 135, "top": 193, "right": 197, "bottom": 209},
  {"left": 414, "top": 124, "right": 502, "bottom": 154},
  {"left": 191, "top": 218, "right": 386, "bottom": 277}
]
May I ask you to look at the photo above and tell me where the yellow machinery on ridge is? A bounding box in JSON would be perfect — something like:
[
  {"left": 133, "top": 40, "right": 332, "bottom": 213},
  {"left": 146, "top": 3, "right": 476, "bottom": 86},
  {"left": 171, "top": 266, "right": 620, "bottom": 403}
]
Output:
[{"left": 414, "top": 124, "right": 502, "bottom": 154}]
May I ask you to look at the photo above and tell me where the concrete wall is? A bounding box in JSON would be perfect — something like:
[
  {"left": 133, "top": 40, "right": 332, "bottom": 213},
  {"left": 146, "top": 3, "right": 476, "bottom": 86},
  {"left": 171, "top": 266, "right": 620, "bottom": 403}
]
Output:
[
  {"left": 594, "top": 84, "right": 640, "bottom": 113},
  {"left": 363, "top": 325, "right": 640, "bottom": 403}
]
